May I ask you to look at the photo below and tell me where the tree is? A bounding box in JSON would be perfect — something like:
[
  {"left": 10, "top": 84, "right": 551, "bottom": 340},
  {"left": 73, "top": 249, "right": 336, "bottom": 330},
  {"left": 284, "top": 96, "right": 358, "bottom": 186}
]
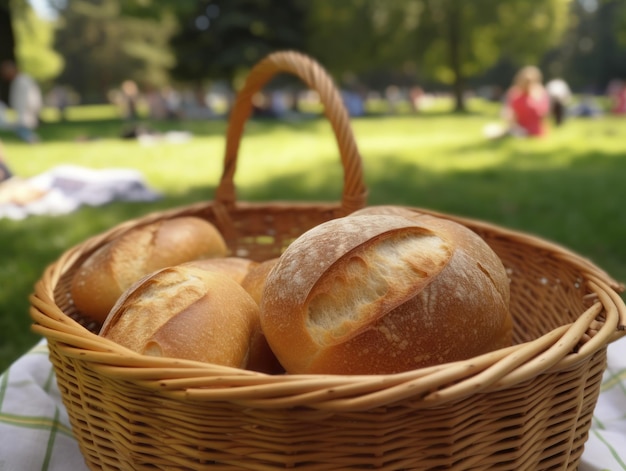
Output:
[
  {"left": 52, "top": 0, "right": 177, "bottom": 102},
  {"left": 548, "top": 0, "right": 626, "bottom": 92},
  {"left": 415, "top": 0, "right": 571, "bottom": 111},
  {"left": 0, "top": 0, "right": 16, "bottom": 103},
  {"left": 50, "top": 0, "right": 309, "bottom": 101},
  {"left": 169, "top": 0, "right": 308, "bottom": 89},
  {"left": 0, "top": 0, "right": 62, "bottom": 102},
  {"left": 307, "top": 0, "right": 571, "bottom": 111},
  {"left": 306, "top": 1, "right": 393, "bottom": 76},
  {"left": 12, "top": 4, "right": 63, "bottom": 85}
]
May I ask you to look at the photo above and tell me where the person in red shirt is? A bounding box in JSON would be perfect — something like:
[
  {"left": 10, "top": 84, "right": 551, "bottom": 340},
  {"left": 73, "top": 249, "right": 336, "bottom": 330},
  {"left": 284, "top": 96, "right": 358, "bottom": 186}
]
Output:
[
  {"left": 504, "top": 66, "right": 550, "bottom": 137},
  {"left": 609, "top": 80, "right": 626, "bottom": 114}
]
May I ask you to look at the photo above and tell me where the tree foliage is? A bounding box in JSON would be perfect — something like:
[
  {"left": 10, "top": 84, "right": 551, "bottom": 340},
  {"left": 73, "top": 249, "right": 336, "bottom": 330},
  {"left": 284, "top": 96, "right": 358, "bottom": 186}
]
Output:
[
  {"left": 169, "top": 0, "right": 308, "bottom": 88},
  {"left": 0, "top": 1, "right": 16, "bottom": 103},
  {"left": 306, "top": 1, "right": 401, "bottom": 76},
  {"left": 307, "top": 0, "right": 570, "bottom": 110},
  {"left": 4, "top": 0, "right": 626, "bottom": 107},
  {"left": 53, "top": 0, "right": 177, "bottom": 102},
  {"left": 417, "top": 0, "right": 570, "bottom": 110},
  {"left": 549, "top": 0, "right": 626, "bottom": 91},
  {"left": 12, "top": 4, "right": 63, "bottom": 84},
  {"left": 1, "top": 0, "right": 61, "bottom": 101}
]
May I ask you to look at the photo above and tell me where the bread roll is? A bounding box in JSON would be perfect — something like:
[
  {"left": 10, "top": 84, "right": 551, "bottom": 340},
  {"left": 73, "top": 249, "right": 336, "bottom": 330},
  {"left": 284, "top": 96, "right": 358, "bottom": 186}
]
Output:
[
  {"left": 182, "top": 257, "right": 258, "bottom": 285},
  {"left": 180, "top": 257, "right": 284, "bottom": 372},
  {"left": 179, "top": 256, "right": 283, "bottom": 372},
  {"left": 71, "top": 217, "right": 228, "bottom": 325},
  {"left": 260, "top": 213, "right": 512, "bottom": 375},
  {"left": 100, "top": 265, "right": 272, "bottom": 370},
  {"left": 240, "top": 258, "right": 279, "bottom": 305}
]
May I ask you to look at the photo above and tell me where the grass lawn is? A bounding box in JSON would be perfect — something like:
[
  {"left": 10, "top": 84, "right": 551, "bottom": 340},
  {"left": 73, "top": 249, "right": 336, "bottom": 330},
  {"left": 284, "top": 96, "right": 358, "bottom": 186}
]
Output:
[{"left": 1, "top": 98, "right": 625, "bottom": 372}]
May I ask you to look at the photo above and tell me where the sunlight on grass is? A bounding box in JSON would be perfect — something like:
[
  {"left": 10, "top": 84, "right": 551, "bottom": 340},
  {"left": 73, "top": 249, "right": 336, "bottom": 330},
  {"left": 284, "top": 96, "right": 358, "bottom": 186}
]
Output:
[{"left": 64, "top": 104, "right": 123, "bottom": 121}]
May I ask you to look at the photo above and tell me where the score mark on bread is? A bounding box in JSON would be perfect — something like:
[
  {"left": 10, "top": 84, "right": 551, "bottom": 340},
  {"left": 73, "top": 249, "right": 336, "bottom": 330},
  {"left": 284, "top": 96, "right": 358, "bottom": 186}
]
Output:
[
  {"left": 307, "top": 230, "right": 451, "bottom": 345},
  {"left": 100, "top": 265, "right": 269, "bottom": 369}
]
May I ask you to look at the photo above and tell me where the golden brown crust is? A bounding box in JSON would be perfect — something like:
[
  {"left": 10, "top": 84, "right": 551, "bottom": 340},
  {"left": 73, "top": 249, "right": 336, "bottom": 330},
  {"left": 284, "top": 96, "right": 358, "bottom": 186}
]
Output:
[
  {"left": 147, "top": 217, "right": 228, "bottom": 273},
  {"left": 240, "top": 258, "right": 279, "bottom": 305},
  {"left": 261, "top": 211, "right": 512, "bottom": 375},
  {"left": 100, "top": 265, "right": 262, "bottom": 368},
  {"left": 70, "top": 217, "right": 228, "bottom": 325},
  {"left": 353, "top": 206, "right": 510, "bottom": 306},
  {"left": 182, "top": 257, "right": 258, "bottom": 285}
]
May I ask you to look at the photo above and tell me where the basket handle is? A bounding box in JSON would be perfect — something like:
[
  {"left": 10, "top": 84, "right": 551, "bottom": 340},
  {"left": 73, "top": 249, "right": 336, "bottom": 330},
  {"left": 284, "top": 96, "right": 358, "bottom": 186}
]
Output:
[{"left": 215, "top": 50, "right": 368, "bottom": 214}]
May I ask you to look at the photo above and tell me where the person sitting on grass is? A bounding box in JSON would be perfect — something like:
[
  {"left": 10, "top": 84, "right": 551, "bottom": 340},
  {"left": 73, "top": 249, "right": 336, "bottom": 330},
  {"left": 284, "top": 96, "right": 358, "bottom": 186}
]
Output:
[{"left": 503, "top": 66, "right": 550, "bottom": 137}]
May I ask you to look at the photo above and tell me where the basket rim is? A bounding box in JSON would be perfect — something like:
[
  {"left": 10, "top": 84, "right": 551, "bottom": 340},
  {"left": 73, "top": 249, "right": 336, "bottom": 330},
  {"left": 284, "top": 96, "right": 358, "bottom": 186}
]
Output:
[{"left": 29, "top": 201, "right": 626, "bottom": 412}]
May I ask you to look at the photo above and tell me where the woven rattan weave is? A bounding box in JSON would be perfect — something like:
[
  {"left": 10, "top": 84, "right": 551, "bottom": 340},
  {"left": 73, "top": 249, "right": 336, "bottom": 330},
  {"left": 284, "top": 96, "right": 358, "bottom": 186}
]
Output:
[{"left": 30, "top": 51, "right": 626, "bottom": 470}]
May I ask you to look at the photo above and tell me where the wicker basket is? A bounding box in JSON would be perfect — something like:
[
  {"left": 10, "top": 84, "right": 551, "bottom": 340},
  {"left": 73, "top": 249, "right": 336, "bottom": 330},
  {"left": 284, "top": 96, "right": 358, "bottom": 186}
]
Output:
[{"left": 30, "top": 51, "right": 626, "bottom": 471}]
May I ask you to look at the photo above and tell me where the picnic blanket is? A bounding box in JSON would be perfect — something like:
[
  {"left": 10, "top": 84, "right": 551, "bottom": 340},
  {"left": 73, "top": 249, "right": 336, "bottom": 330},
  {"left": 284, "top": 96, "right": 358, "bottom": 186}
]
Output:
[
  {"left": 1, "top": 338, "right": 625, "bottom": 470},
  {"left": 0, "top": 164, "right": 161, "bottom": 220}
]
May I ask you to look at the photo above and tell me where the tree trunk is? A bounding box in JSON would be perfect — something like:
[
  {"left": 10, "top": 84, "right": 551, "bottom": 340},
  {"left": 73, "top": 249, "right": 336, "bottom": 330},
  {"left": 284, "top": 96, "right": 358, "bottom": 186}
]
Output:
[
  {"left": 0, "top": 3, "right": 16, "bottom": 104},
  {"left": 447, "top": 6, "right": 465, "bottom": 113}
]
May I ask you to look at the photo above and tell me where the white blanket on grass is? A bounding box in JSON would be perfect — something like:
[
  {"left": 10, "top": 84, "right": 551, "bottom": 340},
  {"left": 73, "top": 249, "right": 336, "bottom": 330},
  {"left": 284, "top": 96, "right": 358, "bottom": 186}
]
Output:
[{"left": 0, "top": 164, "right": 161, "bottom": 220}]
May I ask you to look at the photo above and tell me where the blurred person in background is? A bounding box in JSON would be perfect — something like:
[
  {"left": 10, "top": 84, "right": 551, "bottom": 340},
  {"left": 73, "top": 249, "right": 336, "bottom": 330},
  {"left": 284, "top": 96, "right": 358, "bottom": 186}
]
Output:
[
  {"left": 503, "top": 65, "right": 550, "bottom": 137},
  {"left": 0, "top": 60, "right": 43, "bottom": 143},
  {"left": 120, "top": 79, "right": 140, "bottom": 120},
  {"left": 607, "top": 79, "right": 626, "bottom": 114},
  {"left": 546, "top": 78, "right": 572, "bottom": 127}
]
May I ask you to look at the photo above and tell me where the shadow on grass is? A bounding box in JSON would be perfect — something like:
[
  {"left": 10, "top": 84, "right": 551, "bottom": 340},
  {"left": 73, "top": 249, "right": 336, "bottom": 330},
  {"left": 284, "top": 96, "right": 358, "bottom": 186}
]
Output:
[{"left": 2, "top": 141, "right": 624, "bottom": 372}]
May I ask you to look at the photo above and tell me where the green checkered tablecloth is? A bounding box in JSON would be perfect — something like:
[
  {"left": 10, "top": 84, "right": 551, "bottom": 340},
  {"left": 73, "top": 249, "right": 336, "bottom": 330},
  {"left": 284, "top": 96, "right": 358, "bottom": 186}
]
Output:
[
  {"left": 1, "top": 338, "right": 625, "bottom": 471},
  {"left": 0, "top": 340, "right": 88, "bottom": 471}
]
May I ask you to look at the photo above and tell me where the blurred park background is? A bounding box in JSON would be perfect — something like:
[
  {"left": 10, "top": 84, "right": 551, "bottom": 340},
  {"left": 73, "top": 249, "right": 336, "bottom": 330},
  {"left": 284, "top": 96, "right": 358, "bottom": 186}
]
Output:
[{"left": 0, "top": 0, "right": 625, "bottom": 372}]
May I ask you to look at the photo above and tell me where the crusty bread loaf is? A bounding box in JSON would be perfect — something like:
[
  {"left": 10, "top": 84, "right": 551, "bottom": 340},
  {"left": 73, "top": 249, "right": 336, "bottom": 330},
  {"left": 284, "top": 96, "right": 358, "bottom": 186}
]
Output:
[
  {"left": 71, "top": 217, "right": 228, "bottom": 325},
  {"left": 180, "top": 256, "right": 283, "bottom": 372},
  {"left": 182, "top": 257, "right": 258, "bottom": 285},
  {"left": 100, "top": 265, "right": 275, "bottom": 370},
  {"left": 240, "top": 258, "right": 279, "bottom": 305},
  {"left": 260, "top": 212, "right": 512, "bottom": 375}
]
